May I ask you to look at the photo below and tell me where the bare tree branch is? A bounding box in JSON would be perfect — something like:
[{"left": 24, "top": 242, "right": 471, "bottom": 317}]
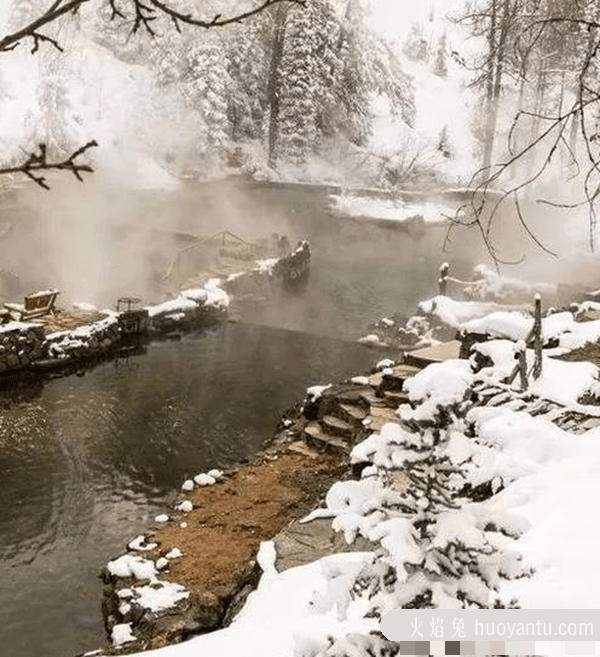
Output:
[
  {"left": 0, "top": 0, "right": 90, "bottom": 54},
  {"left": 133, "top": 0, "right": 305, "bottom": 34},
  {"left": 0, "top": 0, "right": 305, "bottom": 53},
  {"left": 0, "top": 141, "right": 98, "bottom": 190}
]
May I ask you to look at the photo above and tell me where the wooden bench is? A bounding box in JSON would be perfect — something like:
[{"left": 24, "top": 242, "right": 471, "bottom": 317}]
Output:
[{"left": 4, "top": 289, "right": 60, "bottom": 321}]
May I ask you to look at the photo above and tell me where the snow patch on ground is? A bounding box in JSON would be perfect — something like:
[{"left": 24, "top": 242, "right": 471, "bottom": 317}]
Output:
[
  {"left": 107, "top": 555, "right": 157, "bottom": 581},
  {"left": 132, "top": 582, "right": 190, "bottom": 612}
]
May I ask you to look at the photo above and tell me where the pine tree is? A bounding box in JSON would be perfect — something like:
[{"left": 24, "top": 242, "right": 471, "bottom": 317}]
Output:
[
  {"left": 185, "top": 40, "right": 231, "bottom": 157},
  {"left": 347, "top": 405, "right": 531, "bottom": 618},
  {"left": 226, "top": 17, "right": 271, "bottom": 142},
  {"left": 276, "top": 3, "right": 322, "bottom": 164},
  {"left": 26, "top": 75, "right": 80, "bottom": 159},
  {"left": 372, "top": 38, "right": 416, "bottom": 128},
  {"left": 336, "top": 0, "right": 375, "bottom": 147},
  {"left": 403, "top": 22, "right": 429, "bottom": 62},
  {"left": 434, "top": 32, "right": 448, "bottom": 77}
]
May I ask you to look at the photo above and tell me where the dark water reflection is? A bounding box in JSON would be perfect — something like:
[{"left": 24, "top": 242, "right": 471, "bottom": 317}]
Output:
[{"left": 0, "top": 323, "right": 383, "bottom": 657}]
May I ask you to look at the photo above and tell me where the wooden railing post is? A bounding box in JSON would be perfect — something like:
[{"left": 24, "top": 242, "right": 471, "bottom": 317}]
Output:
[
  {"left": 517, "top": 341, "right": 528, "bottom": 392},
  {"left": 533, "top": 293, "right": 543, "bottom": 380},
  {"left": 438, "top": 262, "right": 449, "bottom": 296}
]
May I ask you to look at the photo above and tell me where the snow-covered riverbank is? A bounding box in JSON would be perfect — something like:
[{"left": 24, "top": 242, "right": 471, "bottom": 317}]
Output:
[{"left": 88, "top": 287, "right": 600, "bottom": 657}]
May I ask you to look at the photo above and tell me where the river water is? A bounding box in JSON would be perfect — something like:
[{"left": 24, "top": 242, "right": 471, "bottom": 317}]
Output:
[
  {"left": 0, "top": 182, "right": 477, "bottom": 657},
  {"left": 0, "top": 324, "right": 387, "bottom": 657}
]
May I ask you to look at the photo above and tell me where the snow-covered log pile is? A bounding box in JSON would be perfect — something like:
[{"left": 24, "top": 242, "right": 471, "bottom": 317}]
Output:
[
  {"left": 146, "top": 279, "right": 230, "bottom": 333},
  {"left": 0, "top": 321, "right": 45, "bottom": 371},
  {"left": 44, "top": 312, "right": 120, "bottom": 361}
]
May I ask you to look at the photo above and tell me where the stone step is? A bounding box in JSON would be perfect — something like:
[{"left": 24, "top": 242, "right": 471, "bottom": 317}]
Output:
[
  {"left": 287, "top": 441, "right": 320, "bottom": 459},
  {"left": 335, "top": 388, "right": 369, "bottom": 405},
  {"left": 303, "top": 422, "right": 347, "bottom": 452},
  {"left": 359, "top": 390, "right": 386, "bottom": 408},
  {"left": 369, "top": 405, "right": 399, "bottom": 422},
  {"left": 363, "top": 414, "right": 400, "bottom": 433},
  {"left": 383, "top": 390, "right": 411, "bottom": 409},
  {"left": 321, "top": 415, "right": 354, "bottom": 439},
  {"left": 404, "top": 340, "right": 462, "bottom": 368},
  {"left": 338, "top": 403, "right": 368, "bottom": 425},
  {"left": 389, "top": 364, "right": 421, "bottom": 381}
]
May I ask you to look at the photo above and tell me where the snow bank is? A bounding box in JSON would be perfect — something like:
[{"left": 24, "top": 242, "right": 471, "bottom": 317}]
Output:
[
  {"left": 475, "top": 339, "right": 599, "bottom": 405},
  {"left": 558, "top": 318, "right": 600, "bottom": 350},
  {"left": 45, "top": 311, "right": 120, "bottom": 359},
  {"left": 100, "top": 553, "right": 375, "bottom": 657},
  {"left": 330, "top": 194, "right": 448, "bottom": 224},
  {"left": 492, "top": 425, "right": 600, "bottom": 608},
  {"left": 146, "top": 280, "right": 229, "bottom": 326},
  {"left": 418, "top": 295, "right": 513, "bottom": 327},
  {"left": 464, "top": 310, "right": 576, "bottom": 342},
  {"left": 147, "top": 297, "right": 197, "bottom": 319}
]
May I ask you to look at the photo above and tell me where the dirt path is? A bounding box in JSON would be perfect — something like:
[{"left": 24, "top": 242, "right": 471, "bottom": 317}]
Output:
[{"left": 154, "top": 449, "right": 344, "bottom": 598}]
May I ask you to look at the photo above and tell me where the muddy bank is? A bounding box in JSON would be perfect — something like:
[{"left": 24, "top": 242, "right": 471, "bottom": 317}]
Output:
[{"left": 99, "top": 429, "right": 347, "bottom": 652}]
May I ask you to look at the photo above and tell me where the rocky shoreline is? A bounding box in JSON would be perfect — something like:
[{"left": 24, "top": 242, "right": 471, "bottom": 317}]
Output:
[
  {"left": 94, "top": 359, "right": 408, "bottom": 654},
  {"left": 0, "top": 242, "right": 310, "bottom": 384},
  {"left": 86, "top": 278, "right": 600, "bottom": 656}
]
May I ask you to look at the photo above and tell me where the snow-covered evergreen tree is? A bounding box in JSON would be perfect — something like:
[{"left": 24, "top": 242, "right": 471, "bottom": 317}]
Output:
[
  {"left": 25, "top": 75, "right": 80, "bottom": 159},
  {"left": 276, "top": 1, "right": 334, "bottom": 164},
  {"left": 185, "top": 40, "right": 231, "bottom": 157},
  {"left": 372, "top": 39, "right": 416, "bottom": 129},
  {"left": 274, "top": 0, "right": 414, "bottom": 166},
  {"left": 403, "top": 22, "right": 429, "bottom": 62},
  {"left": 336, "top": 0, "right": 375, "bottom": 147},
  {"left": 226, "top": 17, "right": 271, "bottom": 142},
  {"left": 352, "top": 414, "right": 526, "bottom": 618},
  {"left": 433, "top": 32, "right": 448, "bottom": 77}
]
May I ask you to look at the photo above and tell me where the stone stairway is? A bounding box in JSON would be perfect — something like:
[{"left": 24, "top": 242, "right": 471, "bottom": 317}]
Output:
[
  {"left": 300, "top": 364, "right": 421, "bottom": 453},
  {"left": 469, "top": 379, "right": 600, "bottom": 434}
]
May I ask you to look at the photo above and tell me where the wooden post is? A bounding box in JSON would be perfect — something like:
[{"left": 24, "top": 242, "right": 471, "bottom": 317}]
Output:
[
  {"left": 438, "top": 262, "right": 449, "bottom": 296},
  {"left": 533, "top": 294, "right": 543, "bottom": 379},
  {"left": 517, "top": 342, "right": 528, "bottom": 392}
]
